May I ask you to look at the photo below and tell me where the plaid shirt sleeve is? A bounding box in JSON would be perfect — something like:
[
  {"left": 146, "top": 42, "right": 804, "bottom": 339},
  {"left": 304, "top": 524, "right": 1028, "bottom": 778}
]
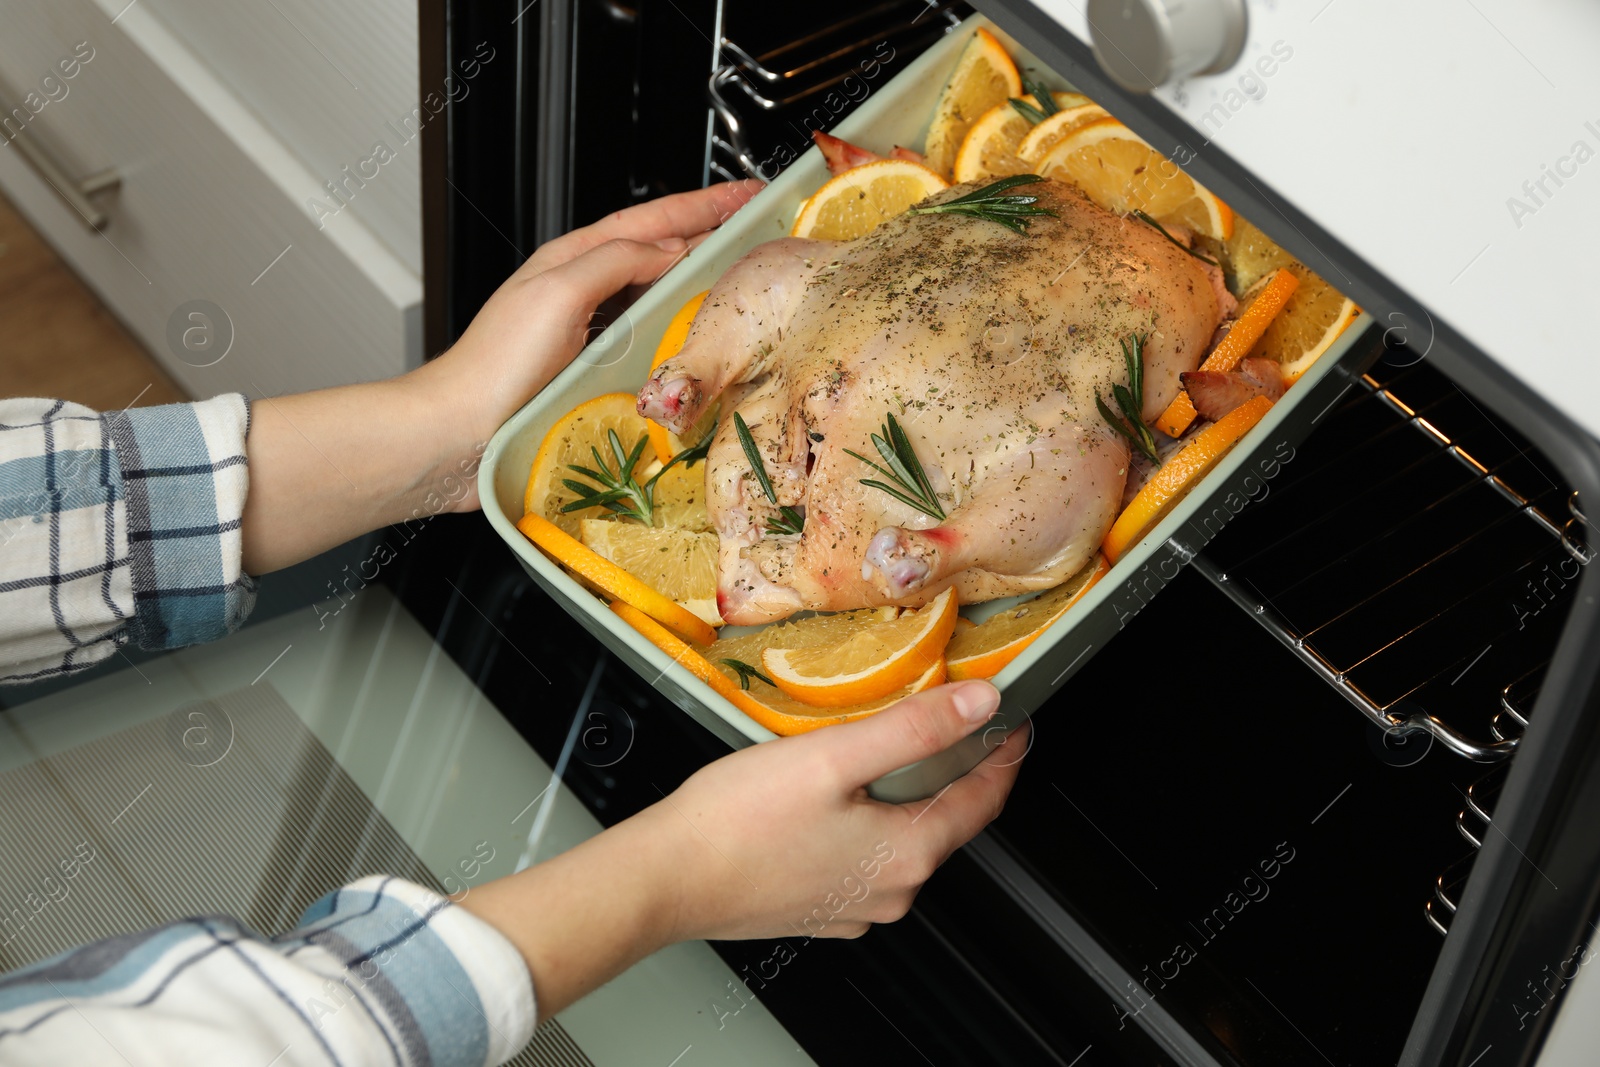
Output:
[
  {"left": 0, "top": 395, "right": 257, "bottom": 684},
  {"left": 0, "top": 876, "right": 538, "bottom": 1067}
]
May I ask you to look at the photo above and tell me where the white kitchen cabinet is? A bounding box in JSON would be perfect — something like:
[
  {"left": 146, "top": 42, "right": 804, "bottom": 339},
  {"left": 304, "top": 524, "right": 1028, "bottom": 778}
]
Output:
[
  {"left": 0, "top": 0, "right": 421, "bottom": 401},
  {"left": 137, "top": 0, "right": 423, "bottom": 276}
]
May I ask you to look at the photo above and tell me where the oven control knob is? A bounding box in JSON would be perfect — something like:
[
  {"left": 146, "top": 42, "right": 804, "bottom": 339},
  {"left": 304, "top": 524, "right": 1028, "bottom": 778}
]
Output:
[{"left": 1085, "top": 0, "right": 1248, "bottom": 93}]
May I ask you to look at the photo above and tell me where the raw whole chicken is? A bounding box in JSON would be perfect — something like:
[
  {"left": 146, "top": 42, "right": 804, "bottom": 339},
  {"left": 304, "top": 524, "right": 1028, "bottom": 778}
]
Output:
[{"left": 638, "top": 178, "right": 1233, "bottom": 626}]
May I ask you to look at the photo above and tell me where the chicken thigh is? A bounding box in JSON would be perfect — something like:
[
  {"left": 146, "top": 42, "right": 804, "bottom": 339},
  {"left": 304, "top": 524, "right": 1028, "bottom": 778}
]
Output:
[{"left": 638, "top": 179, "right": 1229, "bottom": 626}]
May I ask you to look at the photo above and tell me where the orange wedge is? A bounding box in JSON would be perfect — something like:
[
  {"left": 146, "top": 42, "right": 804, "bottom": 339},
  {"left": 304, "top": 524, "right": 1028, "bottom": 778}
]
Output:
[
  {"left": 947, "top": 555, "right": 1109, "bottom": 680},
  {"left": 1103, "top": 395, "right": 1274, "bottom": 563},
  {"left": 1015, "top": 103, "right": 1108, "bottom": 165},
  {"left": 1035, "top": 117, "right": 1232, "bottom": 239},
  {"left": 923, "top": 27, "right": 1022, "bottom": 179},
  {"left": 791, "top": 160, "right": 949, "bottom": 241},
  {"left": 612, "top": 602, "right": 943, "bottom": 735},
  {"left": 952, "top": 92, "right": 1092, "bottom": 183},
  {"left": 1156, "top": 268, "right": 1300, "bottom": 437},
  {"left": 524, "top": 393, "right": 656, "bottom": 537},
  {"left": 646, "top": 291, "right": 714, "bottom": 463},
  {"left": 517, "top": 512, "right": 718, "bottom": 645},
  {"left": 761, "top": 586, "right": 959, "bottom": 707}
]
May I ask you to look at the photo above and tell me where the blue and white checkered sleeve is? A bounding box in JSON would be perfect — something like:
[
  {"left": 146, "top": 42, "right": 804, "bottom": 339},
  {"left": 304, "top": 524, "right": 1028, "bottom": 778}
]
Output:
[
  {"left": 0, "top": 395, "right": 258, "bottom": 685},
  {"left": 0, "top": 876, "right": 538, "bottom": 1066},
  {"left": 102, "top": 395, "right": 257, "bottom": 651}
]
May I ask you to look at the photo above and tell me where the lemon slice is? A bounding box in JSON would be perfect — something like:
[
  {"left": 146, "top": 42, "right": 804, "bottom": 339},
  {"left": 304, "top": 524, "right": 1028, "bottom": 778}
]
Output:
[
  {"left": 953, "top": 92, "right": 1091, "bottom": 182},
  {"left": 1016, "top": 103, "right": 1108, "bottom": 164},
  {"left": 946, "top": 556, "right": 1109, "bottom": 680},
  {"left": 524, "top": 393, "right": 654, "bottom": 537},
  {"left": 646, "top": 460, "right": 711, "bottom": 531},
  {"left": 580, "top": 519, "right": 720, "bottom": 626},
  {"left": 761, "top": 587, "right": 959, "bottom": 707},
  {"left": 923, "top": 27, "right": 1022, "bottom": 179},
  {"left": 1035, "top": 117, "right": 1232, "bottom": 239},
  {"left": 790, "top": 159, "right": 949, "bottom": 241}
]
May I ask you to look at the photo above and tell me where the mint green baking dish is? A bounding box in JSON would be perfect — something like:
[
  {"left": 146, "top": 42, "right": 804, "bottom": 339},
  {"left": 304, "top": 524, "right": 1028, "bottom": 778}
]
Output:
[{"left": 477, "top": 15, "right": 1378, "bottom": 802}]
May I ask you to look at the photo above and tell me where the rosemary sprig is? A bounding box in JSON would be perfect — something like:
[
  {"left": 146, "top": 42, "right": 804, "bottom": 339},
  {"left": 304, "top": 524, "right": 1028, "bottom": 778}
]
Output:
[
  {"left": 1096, "top": 333, "right": 1161, "bottom": 464},
  {"left": 1008, "top": 77, "right": 1059, "bottom": 124},
  {"left": 905, "top": 174, "right": 1058, "bottom": 235},
  {"left": 844, "top": 412, "right": 946, "bottom": 521},
  {"left": 1130, "top": 209, "right": 1220, "bottom": 267},
  {"left": 733, "top": 411, "right": 805, "bottom": 536},
  {"left": 560, "top": 423, "right": 715, "bottom": 525},
  {"left": 720, "top": 658, "right": 775, "bottom": 690}
]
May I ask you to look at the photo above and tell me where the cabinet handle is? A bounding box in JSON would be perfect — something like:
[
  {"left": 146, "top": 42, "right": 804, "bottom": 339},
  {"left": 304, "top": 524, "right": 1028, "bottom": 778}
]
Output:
[{"left": 4, "top": 120, "right": 120, "bottom": 231}]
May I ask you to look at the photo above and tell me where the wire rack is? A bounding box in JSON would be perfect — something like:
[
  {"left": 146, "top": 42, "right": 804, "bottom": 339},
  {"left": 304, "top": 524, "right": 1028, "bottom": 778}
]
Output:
[
  {"left": 707, "top": 0, "right": 967, "bottom": 182},
  {"left": 1195, "top": 359, "right": 1590, "bottom": 762}
]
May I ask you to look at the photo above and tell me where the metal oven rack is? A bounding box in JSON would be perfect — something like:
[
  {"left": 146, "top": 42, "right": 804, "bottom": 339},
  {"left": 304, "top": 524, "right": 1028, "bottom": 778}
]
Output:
[
  {"left": 707, "top": 0, "right": 967, "bottom": 182},
  {"left": 1426, "top": 668, "right": 1553, "bottom": 935},
  {"left": 1195, "top": 357, "right": 1589, "bottom": 763},
  {"left": 1188, "top": 352, "right": 1588, "bottom": 938}
]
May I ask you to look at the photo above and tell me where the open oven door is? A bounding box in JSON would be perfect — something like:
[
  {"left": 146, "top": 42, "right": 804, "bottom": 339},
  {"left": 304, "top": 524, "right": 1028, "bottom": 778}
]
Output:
[{"left": 419, "top": 1, "right": 1600, "bottom": 1064}]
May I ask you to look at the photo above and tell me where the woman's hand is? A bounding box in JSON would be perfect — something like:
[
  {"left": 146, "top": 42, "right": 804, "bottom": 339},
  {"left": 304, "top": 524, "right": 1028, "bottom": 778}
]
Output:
[
  {"left": 240, "top": 180, "right": 763, "bottom": 574},
  {"left": 417, "top": 179, "right": 766, "bottom": 511},
  {"left": 459, "top": 680, "right": 1029, "bottom": 1021}
]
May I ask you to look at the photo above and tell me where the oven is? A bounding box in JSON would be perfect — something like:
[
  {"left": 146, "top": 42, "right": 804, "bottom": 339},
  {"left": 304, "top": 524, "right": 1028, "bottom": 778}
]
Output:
[{"left": 415, "top": 1, "right": 1600, "bottom": 1063}]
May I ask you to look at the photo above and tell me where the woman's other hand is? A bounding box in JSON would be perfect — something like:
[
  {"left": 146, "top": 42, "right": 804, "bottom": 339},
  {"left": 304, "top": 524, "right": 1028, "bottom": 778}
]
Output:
[{"left": 460, "top": 680, "right": 1029, "bottom": 1021}]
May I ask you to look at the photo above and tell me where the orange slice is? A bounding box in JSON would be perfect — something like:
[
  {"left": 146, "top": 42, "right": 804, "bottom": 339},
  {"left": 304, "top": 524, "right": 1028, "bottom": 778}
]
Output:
[
  {"left": 611, "top": 601, "right": 944, "bottom": 735},
  {"left": 923, "top": 27, "right": 1022, "bottom": 179},
  {"left": 517, "top": 512, "right": 718, "bottom": 645},
  {"left": 760, "top": 587, "right": 959, "bottom": 707},
  {"left": 1103, "top": 395, "right": 1274, "bottom": 563},
  {"left": 1222, "top": 217, "right": 1292, "bottom": 295},
  {"left": 790, "top": 160, "right": 949, "bottom": 241},
  {"left": 947, "top": 555, "right": 1109, "bottom": 680},
  {"left": 524, "top": 393, "right": 656, "bottom": 537},
  {"left": 580, "top": 519, "right": 720, "bottom": 626},
  {"left": 1156, "top": 267, "right": 1300, "bottom": 437},
  {"left": 1035, "top": 117, "right": 1232, "bottom": 239},
  {"left": 1015, "top": 103, "right": 1108, "bottom": 164},
  {"left": 1253, "top": 266, "right": 1360, "bottom": 384},
  {"left": 952, "top": 92, "right": 1091, "bottom": 183},
  {"left": 647, "top": 460, "right": 712, "bottom": 531},
  {"left": 646, "top": 291, "right": 715, "bottom": 464}
]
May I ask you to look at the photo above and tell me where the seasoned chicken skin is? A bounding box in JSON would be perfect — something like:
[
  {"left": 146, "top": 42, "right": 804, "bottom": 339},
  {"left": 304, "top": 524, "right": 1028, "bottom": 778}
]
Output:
[{"left": 638, "top": 179, "right": 1228, "bottom": 625}]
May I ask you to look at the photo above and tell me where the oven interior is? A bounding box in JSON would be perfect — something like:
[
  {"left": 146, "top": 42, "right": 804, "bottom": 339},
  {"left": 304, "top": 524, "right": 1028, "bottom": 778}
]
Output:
[{"left": 427, "top": 2, "right": 1594, "bottom": 1062}]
